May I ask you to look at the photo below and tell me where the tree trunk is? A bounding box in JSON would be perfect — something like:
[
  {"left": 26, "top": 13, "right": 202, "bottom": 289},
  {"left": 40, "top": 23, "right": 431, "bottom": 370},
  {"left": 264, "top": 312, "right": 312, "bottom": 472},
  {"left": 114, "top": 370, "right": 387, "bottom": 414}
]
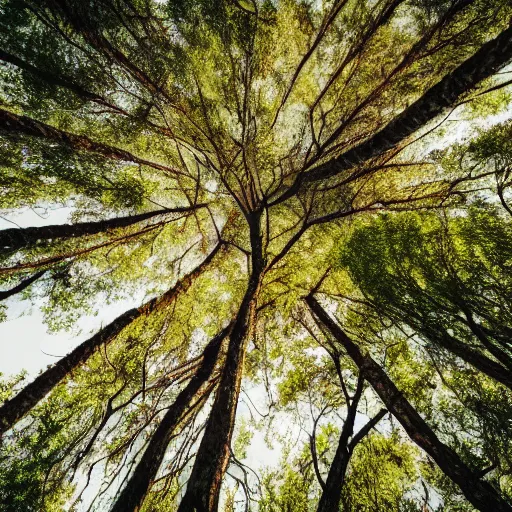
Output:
[
  {"left": 0, "top": 270, "right": 47, "bottom": 301},
  {"left": 309, "top": 21, "right": 512, "bottom": 181},
  {"left": 0, "top": 243, "right": 222, "bottom": 435},
  {"left": 0, "top": 206, "right": 203, "bottom": 253},
  {"left": 110, "top": 324, "right": 233, "bottom": 512},
  {"left": 271, "top": 21, "right": 512, "bottom": 205},
  {"left": 317, "top": 376, "right": 364, "bottom": 512},
  {"left": 177, "top": 213, "right": 265, "bottom": 512},
  {"left": 306, "top": 295, "right": 512, "bottom": 512},
  {"left": 0, "top": 108, "right": 181, "bottom": 177},
  {"left": 417, "top": 323, "right": 512, "bottom": 391}
]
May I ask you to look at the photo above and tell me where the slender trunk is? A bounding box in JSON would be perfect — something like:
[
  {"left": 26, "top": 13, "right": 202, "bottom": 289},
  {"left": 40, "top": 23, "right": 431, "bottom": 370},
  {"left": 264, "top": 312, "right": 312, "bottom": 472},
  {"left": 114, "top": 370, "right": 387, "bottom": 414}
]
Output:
[
  {"left": 317, "top": 376, "right": 364, "bottom": 512},
  {"left": 271, "top": 22, "right": 512, "bottom": 205},
  {"left": 498, "top": 185, "right": 512, "bottom": 218},
  {"left": 0, "top": 109, "right": 181, "bottom": 177},
  {"left": 178, "top": 213, "right": 265, "bottom": 512},
  {"left": 0, "top": 206, "right": 203, "bottom": 253},
  {"left": 306, "top": 295, "right": 512, "bottom": 512},
  {"left": 310, "top": 22, "right": 512, "bottom": 179},
  {"left": 0, "top": 244, "right": 222, "bottom": 435},
  {"left": 417, "top": 323, "right": 512, "bottom": 391},
  {"left": 0, "top": 270, "right": 47, "bottom": 301},
  {"left": 0, "top": 221, "right": 166, "bottom": 276},
  {"left": 110, "top": 324, "right": 233, "bottom": 512},
  {"left": 317, "top": 408, "right": 386, "bottom": 512}
]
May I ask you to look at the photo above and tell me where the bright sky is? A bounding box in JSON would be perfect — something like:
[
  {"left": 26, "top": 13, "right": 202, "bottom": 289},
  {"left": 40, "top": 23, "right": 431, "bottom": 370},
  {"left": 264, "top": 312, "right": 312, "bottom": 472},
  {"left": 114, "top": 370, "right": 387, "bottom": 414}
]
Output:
[{"left": 0, "top": 207, "right": 148, "bottom": 379}]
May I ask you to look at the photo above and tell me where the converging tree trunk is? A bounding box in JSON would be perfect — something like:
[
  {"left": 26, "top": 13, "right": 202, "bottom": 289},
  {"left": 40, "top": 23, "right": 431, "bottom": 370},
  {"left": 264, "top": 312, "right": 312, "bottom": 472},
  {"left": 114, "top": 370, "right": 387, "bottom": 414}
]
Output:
[
  {"left": 0, "top": 206, "right": 204, "bottom": 253},
  {"left": 0, "top": 243, "right": 223, "bottom": 435},
  {"left": 271, "top": 22, "right": 512, "bottom": 205},
  {"left": 111, "top": 323, "right": 233, "bottom": 512},
  {"left": 0, "top": 222, "right": 168, "bottom": 276},
  {"left": 2, "top": 0, "right": 512, "bottom": 508},
  {"left": 0, "top": 109, "right": 182, "bottom": 177},
  {"left": 306, "top": 295, "right": 512, "bottom": 512},
  {"left": 177, "top": 212, "right": 265, "bottom": 512}
]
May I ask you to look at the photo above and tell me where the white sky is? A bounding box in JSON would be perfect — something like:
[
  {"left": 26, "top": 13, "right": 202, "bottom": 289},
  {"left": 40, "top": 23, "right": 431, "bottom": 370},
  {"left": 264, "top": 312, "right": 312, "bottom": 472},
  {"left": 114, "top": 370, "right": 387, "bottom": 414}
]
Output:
[{"left": 0, "top": 207, "right": 149, "bottom": 379}]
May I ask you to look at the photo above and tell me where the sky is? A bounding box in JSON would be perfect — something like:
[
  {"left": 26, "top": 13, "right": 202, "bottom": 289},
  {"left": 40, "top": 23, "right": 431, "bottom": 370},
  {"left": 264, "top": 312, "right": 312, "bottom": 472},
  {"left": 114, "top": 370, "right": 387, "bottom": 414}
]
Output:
[{"left": 0, "top": 206, "right": 148, "bottom": 379}]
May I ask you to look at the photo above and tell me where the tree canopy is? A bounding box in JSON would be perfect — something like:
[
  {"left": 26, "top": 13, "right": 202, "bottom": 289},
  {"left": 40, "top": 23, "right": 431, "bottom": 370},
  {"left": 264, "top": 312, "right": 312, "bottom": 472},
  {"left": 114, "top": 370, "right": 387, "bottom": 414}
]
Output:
[{"left": 0, "top": 0, "right": 512, "bottom": 510}]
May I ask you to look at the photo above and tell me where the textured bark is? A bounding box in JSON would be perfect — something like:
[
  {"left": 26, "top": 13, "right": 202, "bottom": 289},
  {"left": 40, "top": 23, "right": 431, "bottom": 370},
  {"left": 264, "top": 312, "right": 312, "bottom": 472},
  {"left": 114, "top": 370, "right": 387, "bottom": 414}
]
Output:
[
  {"left": 0, "top": 243, "right": 222, "bottom": 435},
  {"left": 317, "top": 377, "right": 364, "bottom": 512},
  {"left": 0, "top": 108, "right": 181, "bottom": 176},
  {"left": 0, "top": 270, "right": 47, "bottom": 301},
  {"left": 0, "top": 222, "right": 165, "bottom": 277},
  {"left": 306, "top": 295, "right": 512, "bottom": 512},
  {"left": 177, "top": 213, "right": 265, "bottom": 512},
  {"left": 0, "top": 206, "right": 203, "bottom": 253},
  {"left": 110, "top": 324, "right": 233, "bottom": 512},
  {"left": 271, "top": 22, "right": 512, "bottom": 205}
]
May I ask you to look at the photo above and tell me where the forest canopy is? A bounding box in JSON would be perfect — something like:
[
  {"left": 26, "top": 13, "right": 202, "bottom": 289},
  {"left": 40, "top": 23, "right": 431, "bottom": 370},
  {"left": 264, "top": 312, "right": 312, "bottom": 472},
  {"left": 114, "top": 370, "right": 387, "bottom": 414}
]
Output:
[{"left": 0, "top": 0, "right": 512, "bottom": 510}]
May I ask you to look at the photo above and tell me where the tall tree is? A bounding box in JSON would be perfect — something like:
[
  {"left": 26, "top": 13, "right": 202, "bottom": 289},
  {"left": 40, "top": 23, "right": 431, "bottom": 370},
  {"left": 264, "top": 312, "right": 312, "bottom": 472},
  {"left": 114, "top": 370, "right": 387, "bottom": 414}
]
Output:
[
  {"left": 0, "top": 0, "right": 512, "bottom": 510},
  {"left": 306, "top": 294, "right": 511, "bottom": 512},
  {"left": 338, "top": 206, "right": 512, "bottom": 388}
]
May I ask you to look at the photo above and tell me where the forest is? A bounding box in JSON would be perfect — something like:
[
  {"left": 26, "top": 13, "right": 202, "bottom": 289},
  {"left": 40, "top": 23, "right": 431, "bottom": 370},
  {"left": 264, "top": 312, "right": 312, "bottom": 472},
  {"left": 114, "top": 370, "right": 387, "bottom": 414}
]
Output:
[{"left": 0, "top": 0, "right": 511, "bottom": 510}]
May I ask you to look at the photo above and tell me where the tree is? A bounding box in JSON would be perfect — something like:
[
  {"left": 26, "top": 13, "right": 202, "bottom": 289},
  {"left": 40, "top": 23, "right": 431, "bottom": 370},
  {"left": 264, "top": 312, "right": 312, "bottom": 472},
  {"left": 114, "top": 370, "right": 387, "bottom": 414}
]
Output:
[
  {"left": 337, "top": 205, "right": 512, "bottom": 389},
  {"left": 1, "top": 0, "right": 512, "bottom": 510}
]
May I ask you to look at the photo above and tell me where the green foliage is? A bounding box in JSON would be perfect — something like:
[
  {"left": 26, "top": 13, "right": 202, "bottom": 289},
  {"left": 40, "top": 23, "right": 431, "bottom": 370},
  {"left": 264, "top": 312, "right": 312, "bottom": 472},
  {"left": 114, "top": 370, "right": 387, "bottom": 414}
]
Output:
[
  {"left": 259, "top": 464, "right": 315, "bottom": 512},
  {"left": 341, "top": 433, "right": 418, "bottom": 511},
  {"left": 0, "top": 0, "right": 512, "bottom": 510},
  {"left": 338, "top": 206, "right": 512, "bottom": 367},
  {"left": 0, "top": 396, "right": 77, "bottom": 511}
]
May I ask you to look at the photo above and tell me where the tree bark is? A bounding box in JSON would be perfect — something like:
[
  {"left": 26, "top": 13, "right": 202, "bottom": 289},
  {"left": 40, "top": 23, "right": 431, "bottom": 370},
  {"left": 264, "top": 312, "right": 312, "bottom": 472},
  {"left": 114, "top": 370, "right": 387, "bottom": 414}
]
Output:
[
  {"left": 0, "top": 206, "right": 203, "bottom": 253},
  {"left": 0, "top": 243, "right": 223, "bottom": 435},
  {"left": 177, "top": 212, "right": 265, "bottom": 512},
  {"left": 270, "top": 21, "right": 512, "bottom": 205},
  {"left": 0, "top": 108, "right": 182, "bottom": 177},
  {"left": 306, "top": 295, "right": 512, "bottom": 512},
  {"left": 0, "top": 270, "right": 47, "bottom": 301},
  {"left": 317, "top": 376, "right": 364, "bottom": 512},
  {"left": 110, "top": 324, "right": 233, "bottom": 512},
  {"left": 0, "top": 222, "right": 165, "bottom": 277}
]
